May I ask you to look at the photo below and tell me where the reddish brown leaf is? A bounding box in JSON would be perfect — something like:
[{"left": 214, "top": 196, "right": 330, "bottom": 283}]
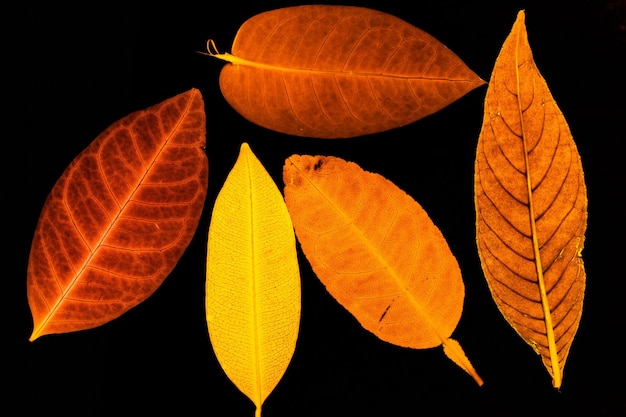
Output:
[
  {"left": 209, "top": 5, "right": 485, "bottom": 138},
  {"left": 27, "top": 89, "right": 208, "bottom": 341}
]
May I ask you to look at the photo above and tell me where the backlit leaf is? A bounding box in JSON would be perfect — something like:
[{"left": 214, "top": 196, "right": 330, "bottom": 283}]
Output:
[
  {"left": 27, "top": 89, "right": 208, "bottom": 340},
  {"left": 474, "top": 11, "right": 588, "bottom": 389},
  {"left": 206, "top": 143, "right": 301, "bottom": 416},
  {"left": 283, "top": 155, "right": 482, "bottom": 385},
  {"left": 208, "top": 5, "right": 485, "bottom": 138}
]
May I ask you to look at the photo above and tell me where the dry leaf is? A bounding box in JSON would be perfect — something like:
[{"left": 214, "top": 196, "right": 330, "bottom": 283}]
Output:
[
  {"left": 208, "top": 5, "right": 485, "bottom": 138},
  {"left": 206, "top": 143, "right": 300, "bottom": 416},
  {"left": 27, "top": 89, "right": 208, "bottom": 341},
  {"left": 283, "top": 155, "right": 482, "bottom": 385},
  {"left": 474, "top": 10, "right": 587, "bottom": 388}
]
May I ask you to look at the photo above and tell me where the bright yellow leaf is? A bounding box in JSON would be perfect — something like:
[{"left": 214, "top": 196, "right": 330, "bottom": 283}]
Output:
[{"left": 206, "top": 143, "right": 301, "bottom": 416}]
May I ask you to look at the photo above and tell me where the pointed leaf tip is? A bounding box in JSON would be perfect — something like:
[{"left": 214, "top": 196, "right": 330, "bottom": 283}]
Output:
[{"left": 443, "top": 338, "right": 484, "bottom": 386}]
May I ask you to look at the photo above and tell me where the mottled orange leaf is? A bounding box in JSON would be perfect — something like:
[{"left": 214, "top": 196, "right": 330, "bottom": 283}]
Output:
[
  {"left": 474, "top": 11, "right": 587, "bottom": 388},
  {"left": 284, "top": 155, "right": 482, "bottom": 385},
  {"left": 27, "top": 89, "right": 208, "bottom": 341},
  {"left": 208, "top": 5, "right": 485, "bottom": 138}
]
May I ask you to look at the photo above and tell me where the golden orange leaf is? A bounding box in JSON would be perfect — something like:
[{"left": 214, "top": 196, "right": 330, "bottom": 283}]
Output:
[
  {"left": 474, "top": 11, "right": 587, "bottom": 388},
  {"left": 284, "top": 155, "right": 483, "bottom": 385},
  {"left": 208, "top": 5, "right": 485, "bottom": 138}
]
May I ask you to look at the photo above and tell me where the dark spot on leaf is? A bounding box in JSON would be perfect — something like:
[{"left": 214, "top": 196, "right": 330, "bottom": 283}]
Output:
[{"left": 379, "top": 304, "right": 392, "bottom": 322}]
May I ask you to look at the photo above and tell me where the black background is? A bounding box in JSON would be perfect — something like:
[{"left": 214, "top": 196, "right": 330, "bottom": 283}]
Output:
[{"left": 10, "top": 0, "right": 626, "bottom": 416}]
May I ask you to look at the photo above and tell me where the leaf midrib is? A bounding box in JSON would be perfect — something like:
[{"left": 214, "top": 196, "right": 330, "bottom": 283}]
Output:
[
  {"left": 514, "top": 20, "right": 561, "bottom": 388},
  {"left": 245, "top": 147, "right": 264, "bottom": 416},
  {"left": 210, "top": 51, "right": 477, "bottom": 83}
]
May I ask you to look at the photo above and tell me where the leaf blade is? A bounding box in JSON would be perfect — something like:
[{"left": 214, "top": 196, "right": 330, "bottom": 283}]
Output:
[
  {"left": 206, "top": 143, "right": 301, "bottom": 415},
  {"left": 212, "top": 5, "right": 485, "bottom": 138},
  {"left": 27, "top": 89, "right": 208, "bottom": 340},
  {"left": 284, "top": 155, "right": 482, "bottom": 385},
  {"left": 474, "top": 10, "right": 587, "bottom": 388}
]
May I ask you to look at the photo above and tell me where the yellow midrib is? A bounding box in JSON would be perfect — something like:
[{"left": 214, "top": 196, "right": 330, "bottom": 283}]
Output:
[
  {"left": 207, "top": 49, "right": 474, "bottom": 82},
  {"left": 246, "top": 151, "right": 264, "bottom": 416},
  {"left": 514, "top": 23, "right": 562, "bottom": 388}
]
